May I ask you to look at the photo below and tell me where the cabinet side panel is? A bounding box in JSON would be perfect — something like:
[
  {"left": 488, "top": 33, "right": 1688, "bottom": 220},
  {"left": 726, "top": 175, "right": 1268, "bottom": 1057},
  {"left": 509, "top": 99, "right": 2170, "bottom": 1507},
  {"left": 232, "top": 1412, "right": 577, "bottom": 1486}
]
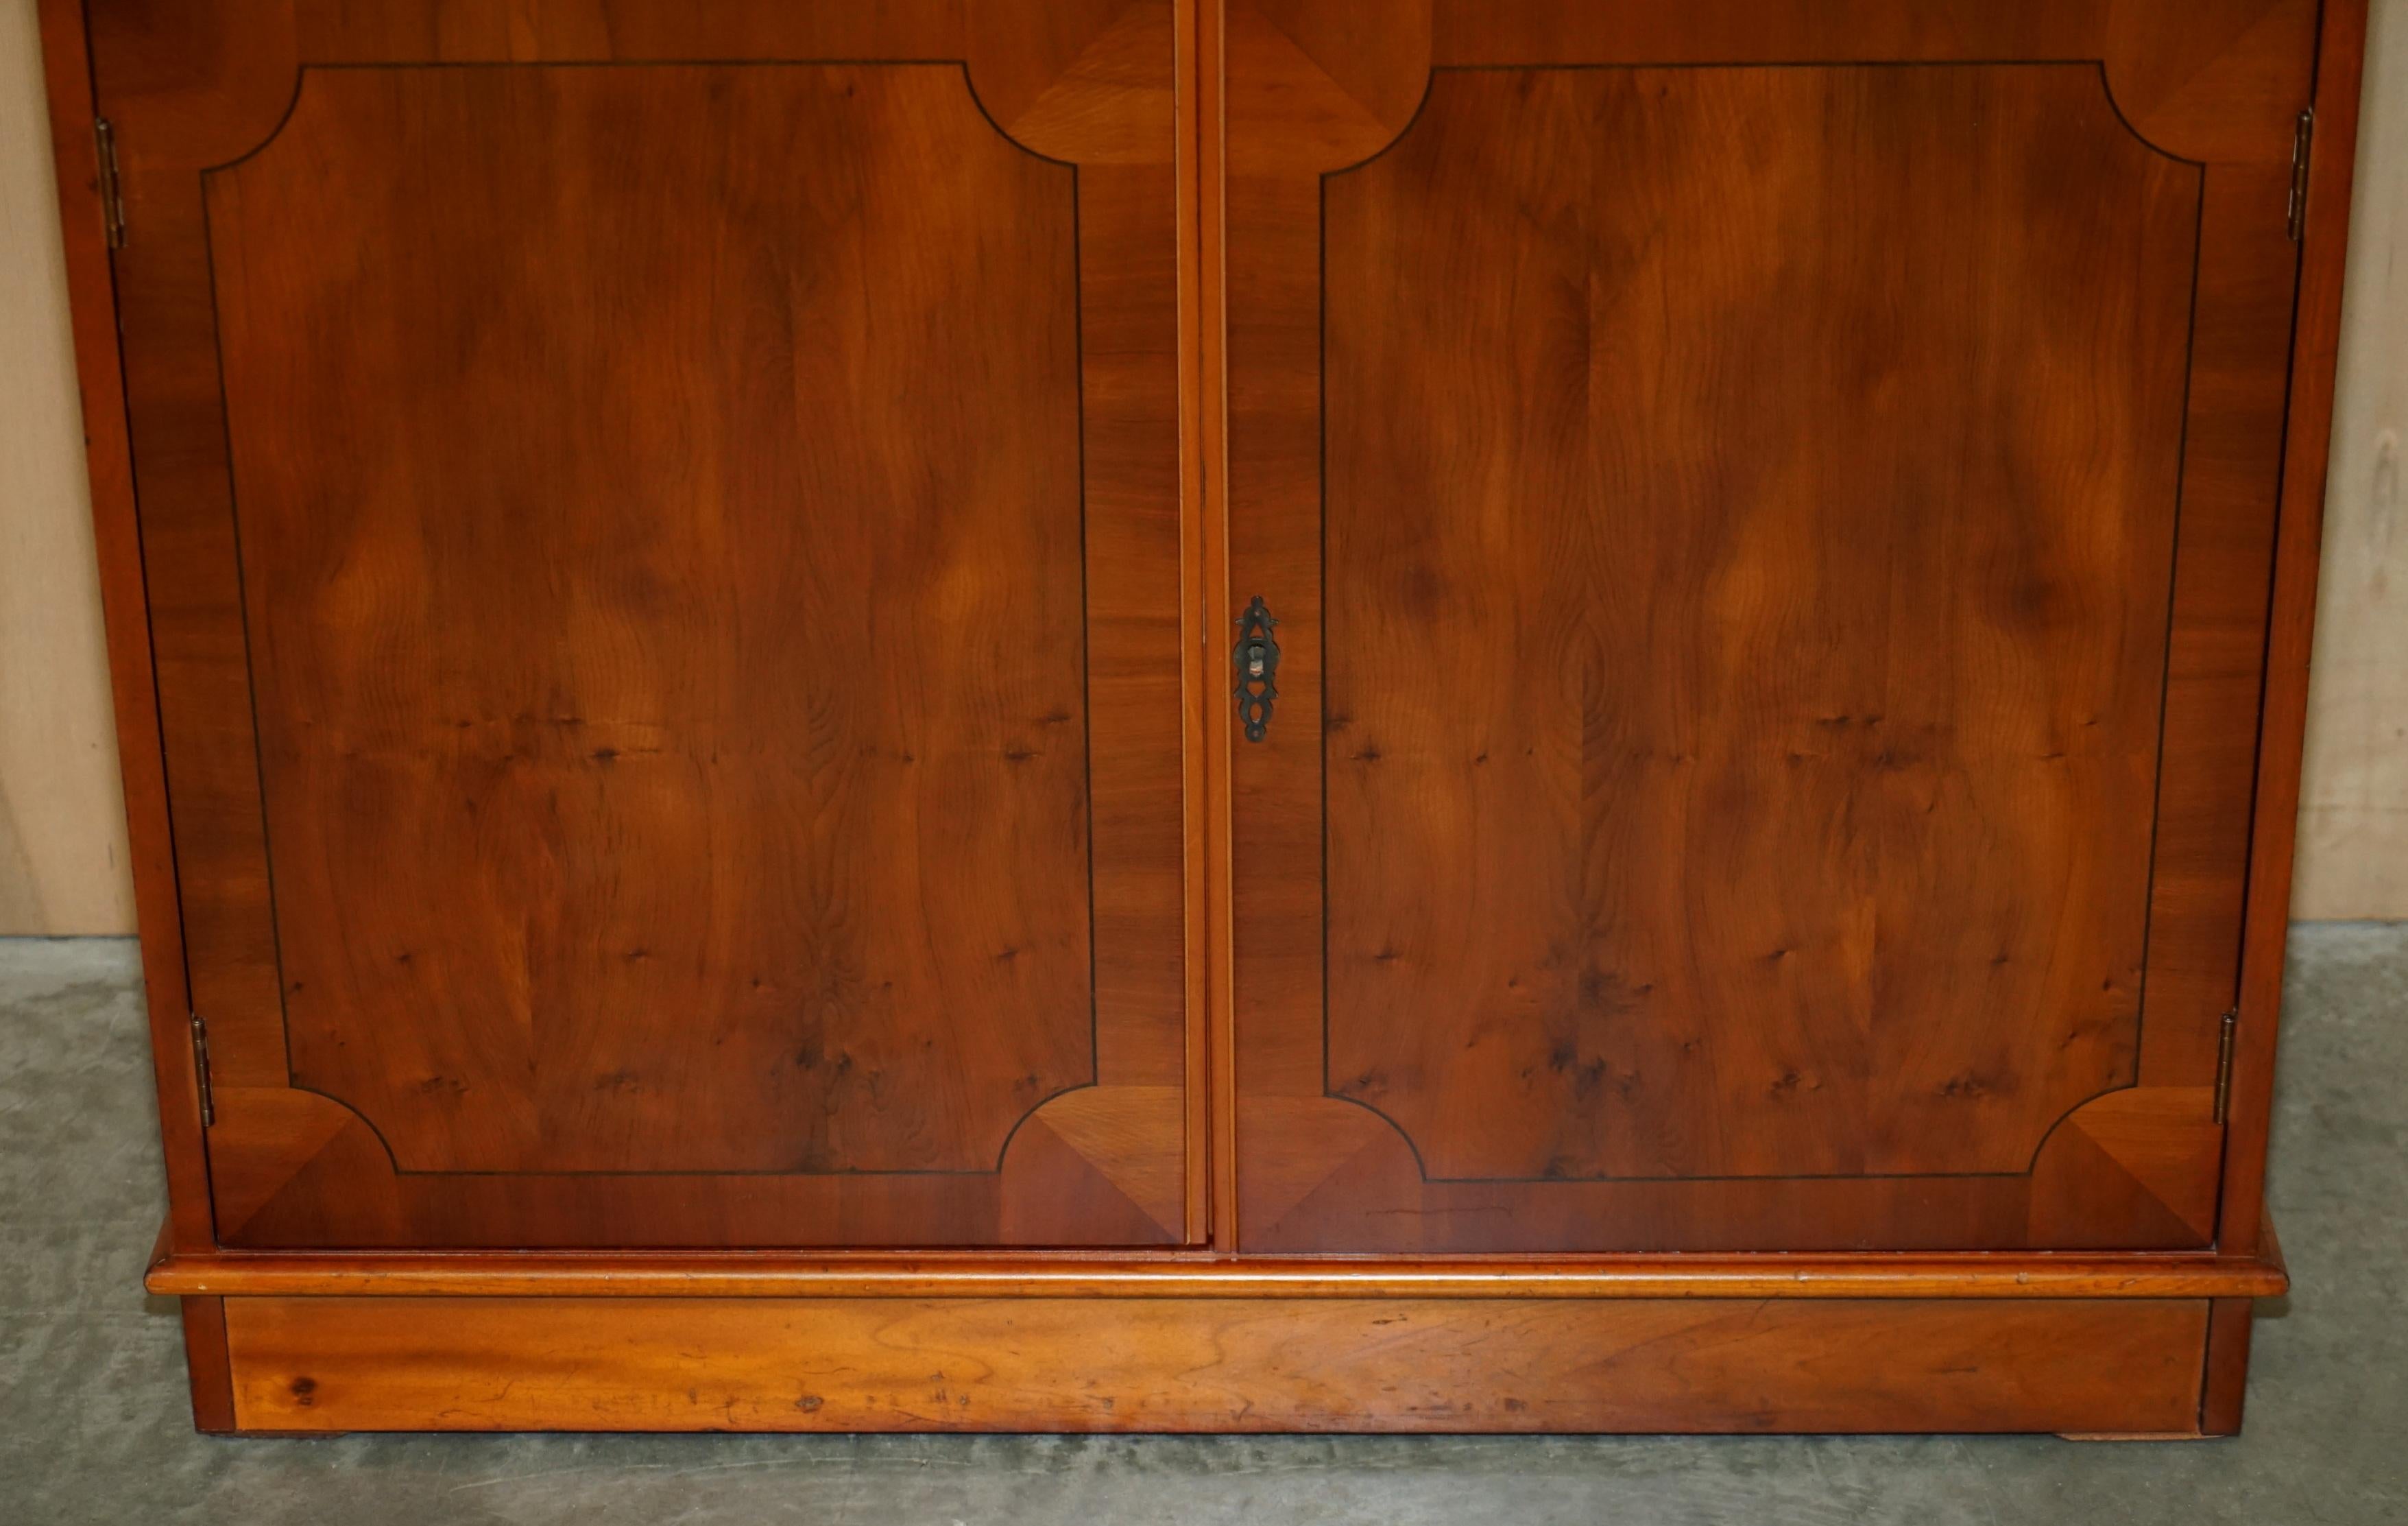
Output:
[
  {"left": 2222, "top": 0, "right": 2372, "bottom": 1257},
  {"left": 34, "top": 0, "right": 215, "bottom": 1247}
]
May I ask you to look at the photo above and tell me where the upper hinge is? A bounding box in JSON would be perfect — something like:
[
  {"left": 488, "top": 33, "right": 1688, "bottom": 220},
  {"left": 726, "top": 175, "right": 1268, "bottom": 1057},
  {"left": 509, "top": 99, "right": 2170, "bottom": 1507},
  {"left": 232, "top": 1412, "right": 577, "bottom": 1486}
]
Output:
[
  {"left": 2213, "top": 1008, "right": 2240, "bottom": 1123},
  {"left": 94, "top": 118, "right": 126, "bottom": 248},
  {"left": 189, "top": 1012, "right": 215, "bottom": 1126},
  {"left": 2287, "top": 108, "right": 2315, "bottom": 242}
]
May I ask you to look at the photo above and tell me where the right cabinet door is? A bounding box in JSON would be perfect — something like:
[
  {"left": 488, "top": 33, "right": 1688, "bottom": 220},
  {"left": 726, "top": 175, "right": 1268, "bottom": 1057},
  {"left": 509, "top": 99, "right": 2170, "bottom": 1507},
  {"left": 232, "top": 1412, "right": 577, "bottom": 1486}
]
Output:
[{"left": 1225, "top": 0, "right": 2322, "bottom": 1252}]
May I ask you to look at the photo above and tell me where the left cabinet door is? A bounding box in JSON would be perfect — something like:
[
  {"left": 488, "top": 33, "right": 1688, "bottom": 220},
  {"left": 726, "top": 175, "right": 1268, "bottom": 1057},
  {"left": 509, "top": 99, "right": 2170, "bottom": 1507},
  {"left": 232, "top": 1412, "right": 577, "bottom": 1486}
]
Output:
[{"left": 92, "top": 0, "right": 1195, "bottom": 1248}]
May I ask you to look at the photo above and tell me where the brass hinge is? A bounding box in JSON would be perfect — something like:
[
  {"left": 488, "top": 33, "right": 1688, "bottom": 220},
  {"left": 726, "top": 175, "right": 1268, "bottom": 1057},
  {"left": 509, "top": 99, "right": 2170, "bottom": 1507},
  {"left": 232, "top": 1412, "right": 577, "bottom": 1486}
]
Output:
[
  {"left": 2213, "top": 1008, "right": 2239, "bottom": 1123},
  {"left": 189, "top": 1012, "right": 215, "bottom": 1126},
  {"left": 2287, "top": 108, "right": 2315, "bottom": 242},
  {"left": 94, "top": 118, "right": 126, "bottom": 248}
]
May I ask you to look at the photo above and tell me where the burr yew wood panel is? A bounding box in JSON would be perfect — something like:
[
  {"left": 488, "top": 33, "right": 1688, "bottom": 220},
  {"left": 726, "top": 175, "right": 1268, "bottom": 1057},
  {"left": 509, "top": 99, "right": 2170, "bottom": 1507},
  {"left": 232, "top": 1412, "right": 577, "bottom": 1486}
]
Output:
[
  {"left": 213, "top": 63, "right": 1094, "bottom": 1182},
  {"left": 1323, "top": 63, "right": 2195, "bottom": 1186}
]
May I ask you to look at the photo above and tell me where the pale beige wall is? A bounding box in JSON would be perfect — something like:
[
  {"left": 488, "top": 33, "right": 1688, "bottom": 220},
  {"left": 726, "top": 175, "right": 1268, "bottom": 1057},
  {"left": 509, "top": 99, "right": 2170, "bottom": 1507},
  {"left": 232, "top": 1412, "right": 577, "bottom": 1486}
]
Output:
[
  {"left": 0, "top": 2, "right": 2403, "bottom": 931},
  {"left": 2299, "top": 0, "right": 2408, "bottom": 922},
  {"left": 0, "top": 0, "right": 132, "bottom": 935}
]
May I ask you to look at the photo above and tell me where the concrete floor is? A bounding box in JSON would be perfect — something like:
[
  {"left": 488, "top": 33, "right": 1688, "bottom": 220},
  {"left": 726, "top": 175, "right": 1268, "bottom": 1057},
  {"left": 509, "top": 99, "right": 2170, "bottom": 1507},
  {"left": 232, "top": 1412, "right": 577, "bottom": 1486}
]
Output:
[{"left": 1, "top": 930, "right": 2401, "bottom": 1525}]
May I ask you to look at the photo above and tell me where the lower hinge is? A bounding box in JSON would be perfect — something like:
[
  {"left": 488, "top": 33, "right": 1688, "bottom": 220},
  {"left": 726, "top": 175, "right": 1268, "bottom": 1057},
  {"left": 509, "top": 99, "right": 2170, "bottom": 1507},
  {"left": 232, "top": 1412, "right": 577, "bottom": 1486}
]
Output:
[
  {"left": 2213, "top": 1008, "right": 2239, "bottom": 1123},
  {"left": 189, "top": 1012, "right": 215, "bottom": 1126},
  {"left": 94, "top": 119, "right": 126, "bottom": 249},
  {"left": 2287, "top": 108, "right": 2315, "bottom": 242}
]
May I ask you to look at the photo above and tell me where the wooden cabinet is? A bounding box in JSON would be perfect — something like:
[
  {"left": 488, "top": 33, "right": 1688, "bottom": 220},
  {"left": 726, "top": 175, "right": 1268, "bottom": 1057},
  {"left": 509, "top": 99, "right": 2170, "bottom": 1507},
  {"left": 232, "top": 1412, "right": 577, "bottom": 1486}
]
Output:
[{"left": 39, "top": 0, "right": 2366, "bottom": 1435}]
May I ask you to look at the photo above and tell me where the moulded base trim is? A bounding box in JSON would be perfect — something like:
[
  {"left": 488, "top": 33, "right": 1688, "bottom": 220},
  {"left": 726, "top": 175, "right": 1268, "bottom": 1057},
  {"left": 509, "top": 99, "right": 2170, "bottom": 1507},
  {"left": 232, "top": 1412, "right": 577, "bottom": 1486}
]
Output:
[
  {"left": 148, "top": 1241, "right": 2289, "bottom": 1302},
  {"left": 197, "top": 1291, "right": 2224, "bottom": 1435}
]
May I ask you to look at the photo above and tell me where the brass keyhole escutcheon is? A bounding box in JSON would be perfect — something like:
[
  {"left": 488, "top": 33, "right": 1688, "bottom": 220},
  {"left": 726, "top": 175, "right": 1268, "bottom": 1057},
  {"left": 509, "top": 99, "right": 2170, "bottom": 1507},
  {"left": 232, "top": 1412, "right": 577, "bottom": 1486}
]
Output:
[{"left": 1233, "top": 597, "right": 1281, "bottom": 743}]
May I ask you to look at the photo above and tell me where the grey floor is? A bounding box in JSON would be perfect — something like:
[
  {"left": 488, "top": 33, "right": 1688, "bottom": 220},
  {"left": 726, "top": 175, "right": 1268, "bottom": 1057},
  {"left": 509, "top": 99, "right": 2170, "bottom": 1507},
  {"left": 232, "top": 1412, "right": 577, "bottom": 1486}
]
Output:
[{"left": 2, "top": 931, "right": 2403, "bottom": 1525}]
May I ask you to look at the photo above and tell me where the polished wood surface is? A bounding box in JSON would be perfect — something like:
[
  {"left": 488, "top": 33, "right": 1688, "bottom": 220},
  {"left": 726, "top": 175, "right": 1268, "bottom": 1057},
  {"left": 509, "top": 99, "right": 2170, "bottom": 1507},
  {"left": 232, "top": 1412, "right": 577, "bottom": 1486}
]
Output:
[
  {"left": 2200, "top": 1294, "right": 2257, "bottom": 1436},
  {"left": 88, "top": 0, "right": 1193, "bottom": 1248},
  {"left": 178, "top": 1297, "right": 238, "bottom": 1435},
  {"left": 215, "top": 62, "right": 1092, "bottom": 1180},
  {"left": 220, "top": 1293, "right": 2213, "bottom": 1433},
  {"left": 42, "top": 0, "right": 2365, "bottom": 1438},
  {"left": 35, "top": 0, "right": 217, "bottom": 1252},
  {"left": 1193, "top": 0, "right": 1241, "bottom": 1255},
  {"left": 1225, "top": 0, "right": 2321, "bottom": 1254},
  {"left": 146, "top": 1243, "right": 2288, "bottom": 1301},
  {"left": 1175, "top": 0, "right": 1218, "bottom": 1250},
  {"left": 1324, "top": 62, "right": 2193, "bottom": 1185}
]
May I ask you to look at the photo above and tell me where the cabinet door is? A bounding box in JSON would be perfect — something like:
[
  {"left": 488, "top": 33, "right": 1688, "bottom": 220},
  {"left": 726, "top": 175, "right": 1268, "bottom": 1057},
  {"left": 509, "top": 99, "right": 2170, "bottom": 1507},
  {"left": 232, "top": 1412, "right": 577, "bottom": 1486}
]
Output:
[
  {"left": 1224, "top": 0, "right": 2318, "bottom": 1252},
  {"left": 96, "top": 0, "right": 1194, "bottom": 1248}
]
